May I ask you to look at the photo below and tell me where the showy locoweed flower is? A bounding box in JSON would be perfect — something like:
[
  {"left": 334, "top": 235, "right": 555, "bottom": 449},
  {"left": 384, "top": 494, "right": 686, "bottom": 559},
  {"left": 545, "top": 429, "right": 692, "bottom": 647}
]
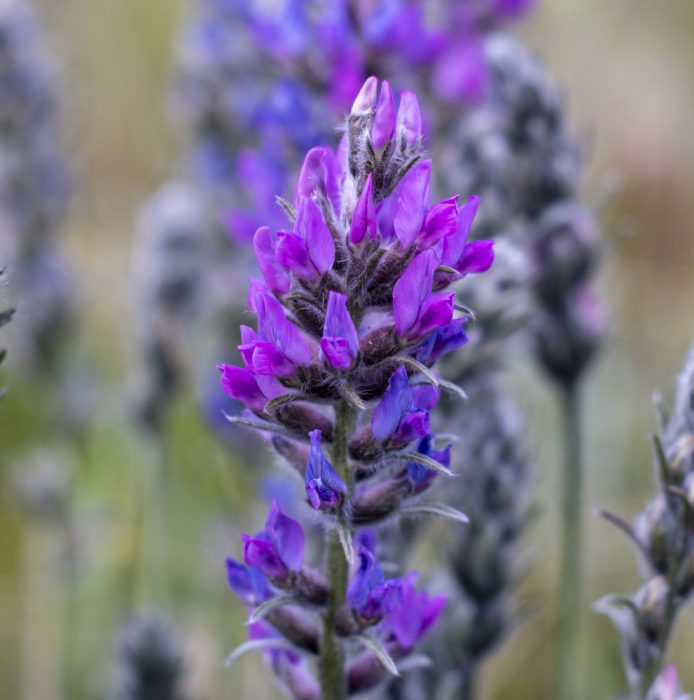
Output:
[
  {"left": 596, "top": 339, "right": 694, "bottom": 698},
  {"left": 0, "top": 0, "right": 74, "bottom": 374},
  {"left": 219, "top": 78, "right": 494, "bottom": 699},
  {"left": 110, "top": 611, "right": 187, "bottom": 700}
]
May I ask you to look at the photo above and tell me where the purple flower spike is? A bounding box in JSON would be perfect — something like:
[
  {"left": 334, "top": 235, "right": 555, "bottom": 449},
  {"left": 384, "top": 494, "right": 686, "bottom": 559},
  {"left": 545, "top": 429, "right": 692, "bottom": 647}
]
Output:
[
  {"left": 226, "top": 558, "right": 274, "bottom": 607},
  {"left": 350, "top": 173, "right": 377, "bottom": 244},
  {"left": 321, "top": 291, "right": 359, "bottom": 370},
  {"left": 416, "top": 318, "right": 469, "bottom": 364},
  {"left": 352, "top": 75, "right": 378, "bottom": 113},
  {"left": 254, "top": 226, "right": 291, "bottom": 295},
  {"left": 396, "top": 90, "right": 422, "bottom": 147},
  {"left": 242, "top": 500, "right": 304, "bottom": 581},
  {"left": 406, "top": 434, "right": 451, "bottom": 492},
  {"left": 382, "top": 573, "right": 447, "bottom": 652},
  {"left": 393, "top": 250, "right": 454, "bottom": 340},
  {"left": 394, "top": 160, "right": 431, "bottom": 248},
  {"left": 371, "top": 80, "right": 395, "bottom": 150},
  {"left": 372, "top": 366, "right": 430, "bottom": 444},
  {"left": 305, "top": 429, "right": 347, "bottom": 511},
  {"left": 277, "top": 196, "right": 335, "bottom": 282}
]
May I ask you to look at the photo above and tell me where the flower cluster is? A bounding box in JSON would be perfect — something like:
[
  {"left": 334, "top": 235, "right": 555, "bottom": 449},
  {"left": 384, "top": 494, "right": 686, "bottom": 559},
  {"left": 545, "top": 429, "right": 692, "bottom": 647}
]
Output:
[
  {"left": 219, "top": 78, "right": 494, "bottom": 697},
  {"left": 227, "top": 503, "right": 445, "bottom": 697},
  {"left": 596, "top": 340, "right": 694, "bottom": 697},
  {"left": 445, "top": 34, "right": 603, "bottom": 386},
  {"left": 0, "top": 0, "right": 74, "bottom": 374}
]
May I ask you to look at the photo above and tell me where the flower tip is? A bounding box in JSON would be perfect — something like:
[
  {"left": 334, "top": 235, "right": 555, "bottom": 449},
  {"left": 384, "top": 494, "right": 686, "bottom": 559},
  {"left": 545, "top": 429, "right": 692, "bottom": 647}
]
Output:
[
  {"left": 397, "top": 90, "right": 422, "bottom": 146},
  {"left": 371, "top": 80, "right": 396, "bottom": 150},
  {"left": 351, "top": 75, "right": 379, "bottom": 113}
]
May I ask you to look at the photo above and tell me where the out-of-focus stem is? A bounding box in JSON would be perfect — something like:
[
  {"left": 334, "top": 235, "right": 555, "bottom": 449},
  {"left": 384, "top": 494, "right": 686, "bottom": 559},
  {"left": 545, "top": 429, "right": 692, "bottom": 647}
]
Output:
[
  {"left": 557, "top": 381, "right": 582, "bottom": 700},
  {"left": 319, "top": 401, "right": 352, "bottom": 700}
]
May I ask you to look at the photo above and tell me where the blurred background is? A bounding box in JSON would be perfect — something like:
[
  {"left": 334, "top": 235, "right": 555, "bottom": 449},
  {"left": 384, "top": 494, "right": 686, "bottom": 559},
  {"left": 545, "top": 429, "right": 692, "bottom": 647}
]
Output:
[{"left": 1, "top": 0, "right": 694, "bottom": 698}]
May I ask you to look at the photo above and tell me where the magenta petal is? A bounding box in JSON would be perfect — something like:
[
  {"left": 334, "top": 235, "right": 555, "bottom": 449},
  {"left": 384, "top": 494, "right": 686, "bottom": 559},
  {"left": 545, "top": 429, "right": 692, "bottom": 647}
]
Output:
[
  {"left": 457, "top": 240, "right": 495, "bottom": 275},
  {"left": 350, "top": 173, "right": 377, "bottom": 244},
  {"left": 441, "top": 195, "right": 480, "bottom": 266},
  {"left": 394, "top": 160, "right": 431, "bottom": 249},
  {"left": 392, "top": 249, "right": 437, "bottom": 336},
  {"left": 255, "top": 293, "right": 312, "bottom": 367},
  {"left": 397, "top": 90, "right": 422, "bottom": 147},
  {"left": 420, "top": 195, "right": 459, "bottom": 249},
  {"left": 323, "top": 292, "right": 358, "bottom": 358},
  {"left": 242, "top": 535, "right": 289, "bottom": 580},
  {"left": 254, "top": 226, "right": 291, "bottom": 295},
  {"left": 371, "top": 80, "right": 395, "bottom": 150},
  {"left": 265, "top": 499, "right": 304, "bottom": 572},
  {"left": 218, "top": 365, "right": 266, "bottom": 411},
  {"left": 410, "top": 292, "right": 455, "bottom": 339},
  {"left": 320, "top": 337, "right": 353, "bottom": 370},
  {"left": 296, "top": 196, "right": 335, "bottom": 277},
  {"left": 276, "top": 231, "right": 317, "bottom": 281},
  {"left": 250, "top": 341, "right": 297, "bottom": 376}
]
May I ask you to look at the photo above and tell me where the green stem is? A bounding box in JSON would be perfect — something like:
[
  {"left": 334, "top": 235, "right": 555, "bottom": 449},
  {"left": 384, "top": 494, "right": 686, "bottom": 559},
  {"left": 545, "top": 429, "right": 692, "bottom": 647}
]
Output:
[
  {"left": 557, "top": 381, "right": 582, "bottom": 700},
  {"left": 319, "top": 401, "right": 353, "bottom": 700}
]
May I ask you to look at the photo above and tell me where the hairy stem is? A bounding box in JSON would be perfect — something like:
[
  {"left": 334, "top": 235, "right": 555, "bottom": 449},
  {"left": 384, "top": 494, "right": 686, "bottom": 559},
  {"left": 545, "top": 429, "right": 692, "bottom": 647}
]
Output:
[
  {"left": 557, "top": 381, "right": 582, "bottom": 700},
  {"left": 320, "top": 401, "right": 353, "bottom": 700}
]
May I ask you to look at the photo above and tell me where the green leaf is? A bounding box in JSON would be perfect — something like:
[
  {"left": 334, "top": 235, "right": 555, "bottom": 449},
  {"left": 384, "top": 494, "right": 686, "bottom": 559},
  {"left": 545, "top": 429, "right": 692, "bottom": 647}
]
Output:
[
  {"left": 276, "top": 196, "right": 296, "bottom": 222},
  {"left": 399, "top": 503, "right": 469, "bottom": 524},
  {"left": 355, "top": 634, "right": 400, "bottom": 677},
  {"left": 437, "top": 379, "right": 468, "bottom": 401},
  {"left": 264, "top": 394, "right": 302, "bottom": 412},
  {"left": 224, "top": 413, "right": 298, "bottom": 439}
]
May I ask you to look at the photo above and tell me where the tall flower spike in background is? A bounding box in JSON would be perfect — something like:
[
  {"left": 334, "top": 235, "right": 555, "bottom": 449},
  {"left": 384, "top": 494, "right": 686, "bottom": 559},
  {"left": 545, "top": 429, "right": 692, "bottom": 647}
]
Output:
[
  {"left": 0, "top": 267, "right": 13, "bottom": 400},
  {"left": 595, "top": 338, "right": 694, "bottom": 699},
  {"left": 219, "top": 78, "right": 494, "bottom": 699},
  {"left": 450, "top": 34, "right": 604, "bottom": 697},
  {"left": 0, "top": 0, "right": 74, "bottom": 375}
]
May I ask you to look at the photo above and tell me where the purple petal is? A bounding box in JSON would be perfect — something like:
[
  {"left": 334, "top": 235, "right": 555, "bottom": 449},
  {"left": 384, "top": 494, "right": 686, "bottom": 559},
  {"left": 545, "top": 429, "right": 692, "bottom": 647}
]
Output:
[
  {"left": 456, "top": 240, "right": 495, "bottom": 276},
  {"left": 350, "top": 173, "right": 377, "bottom": 244},
  {"left": 296, "top": 196, "right": 335, "bottom": 277},
  {"left": 440, "top": 196, "right": 480, "bottom": 267},
  {"left": 247, "top": 278, "right": 270, "bottom": 313},
  {"left": 406, "top": 435, "right": 450, "bottom": 491},
  {"left": 348, "top": 546, "right": 385, "bottom": 613},
  {"left": 219, "top": 365, "right": 266, "bottom": 411},
  {"left": 242, "top": 535, "right": 289, "bottom": 580},
  {"left": 254, "top": 226, "right": 291, "bottom": 295},
  {"left": 225, "top": 558, "right": 273, "bottom": 606},
  {"left": 411, "top": 385, "right": 439, "bottom": 412},
  {"left": 276, "top": 231, "right": 316, "bottom": 281},
  {"left": 409, "top": 292, "right": 455, "bottom": 340},
  {"left": 416, "top": 318, "right": 469, "bottom": 364},
  {"left": 372, "top": 367, "right": 413, "bottom": 442},
  {"left": 396, "top": 90, "right": 422, "bottom": 147},
  {"left": 295, "top": 147, "right": 338, "bottom": 206},
  {"left": 371, "top": 80, "right": 395, "bottom": 150},
  {"left": 323, "top": 292, "right": 358, "bottom": 358},
  {"left": 255, "top": 292, "right": 312, "bottom": 367},
  {"left": 352, "top": 75, "right": 378, "bottom": 113},
  {"left": 320, "top": 337, "right": 354, "bottom": 370},
  {"left": 393, "top": 160, "right": 431, "bottom": 248},
  {"left": 305, "top": 430, "right": 347, "bottom": 510},
  {"left": 265, "top": 499, "right": 304, "bottom": 572},
  {"left": 392, "top": 408, "right": 430, "bottom": 445},
  {"left": 242, "top": 340, "right": 297, "bottom": 377},
  {"left": 392, "top": 249, "right": 437, "bottom": 337},
  {"left": 420, "top": 195, "right": 459, "bottom": 250}
]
